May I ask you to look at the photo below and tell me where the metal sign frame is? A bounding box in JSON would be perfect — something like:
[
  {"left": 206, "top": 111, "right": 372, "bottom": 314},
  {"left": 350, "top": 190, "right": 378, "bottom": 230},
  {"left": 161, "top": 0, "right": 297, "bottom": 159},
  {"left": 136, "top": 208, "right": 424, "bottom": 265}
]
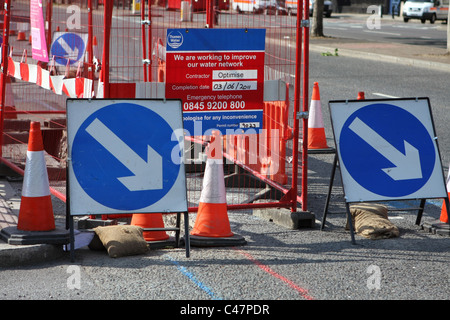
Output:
[
  {"left": 65, "top": 98, "right": 190, "bottom": 259},
  {"left": 321, "top": 97, "right": 449, "bottom": 243}
]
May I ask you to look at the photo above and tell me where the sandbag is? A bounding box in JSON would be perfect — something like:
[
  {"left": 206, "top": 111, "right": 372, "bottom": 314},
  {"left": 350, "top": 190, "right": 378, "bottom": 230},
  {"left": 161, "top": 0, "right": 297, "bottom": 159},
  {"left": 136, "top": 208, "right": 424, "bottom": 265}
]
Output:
[
  {"left": 93, "top": 225, "right": 149, "bottom": 258},
  {"left": 348, "top": 203, "right": 399, "bottom": 240}
]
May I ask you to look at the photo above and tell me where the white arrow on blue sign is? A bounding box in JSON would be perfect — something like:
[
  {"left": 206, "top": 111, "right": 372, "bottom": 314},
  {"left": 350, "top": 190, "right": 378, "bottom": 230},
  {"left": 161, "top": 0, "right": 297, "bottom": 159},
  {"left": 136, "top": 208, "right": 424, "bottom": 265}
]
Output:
[
  {"left": 67, "top": 99, "right": 187, "bottom": 215},
  {"left": 51, "top": 32, "right": 88, "bottom": 66},
  {"left": 329, "top": 98, "right": 447, "bottom": 202}
]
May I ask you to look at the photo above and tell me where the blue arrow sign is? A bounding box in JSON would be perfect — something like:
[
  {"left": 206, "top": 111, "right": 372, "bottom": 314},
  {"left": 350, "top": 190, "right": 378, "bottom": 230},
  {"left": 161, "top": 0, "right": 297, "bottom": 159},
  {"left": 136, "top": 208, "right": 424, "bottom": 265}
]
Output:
[
  {"left": 70, "top": 102, "right": 183, "bottom": 211},
  {"left": 51, "top": 32, "right": 87, "bottom": 66},
  {"left": 338, "top": 103, "right": 436, "bottom": 198}
]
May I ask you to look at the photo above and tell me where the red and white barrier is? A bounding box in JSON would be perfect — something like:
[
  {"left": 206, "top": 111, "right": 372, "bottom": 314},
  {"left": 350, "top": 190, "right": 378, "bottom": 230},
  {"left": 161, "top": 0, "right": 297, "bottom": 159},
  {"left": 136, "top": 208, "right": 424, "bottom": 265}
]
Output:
[{"left": 7, "top": 55, "right": 93, "bottom": 98}]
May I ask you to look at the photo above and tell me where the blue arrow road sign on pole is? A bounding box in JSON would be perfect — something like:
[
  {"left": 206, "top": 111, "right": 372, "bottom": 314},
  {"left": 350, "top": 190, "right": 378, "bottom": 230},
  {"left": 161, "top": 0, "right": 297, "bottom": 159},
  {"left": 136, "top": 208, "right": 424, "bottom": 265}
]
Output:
[
  {"left": 51, "top": 32, "right": 88, "bottom": 66},
  {"left": 67, "top": 99, "right": 187, "bottom": 215},
  {"left": 330, "top": 98, "right": 447, "bottom": 202}
]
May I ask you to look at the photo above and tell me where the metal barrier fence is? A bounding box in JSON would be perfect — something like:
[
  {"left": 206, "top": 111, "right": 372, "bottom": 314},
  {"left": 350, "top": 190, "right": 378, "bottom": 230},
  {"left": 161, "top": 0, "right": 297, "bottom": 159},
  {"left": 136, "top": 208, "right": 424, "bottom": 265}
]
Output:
[{"left": 1, "top": 0, "right": 309, "bottom": 215}]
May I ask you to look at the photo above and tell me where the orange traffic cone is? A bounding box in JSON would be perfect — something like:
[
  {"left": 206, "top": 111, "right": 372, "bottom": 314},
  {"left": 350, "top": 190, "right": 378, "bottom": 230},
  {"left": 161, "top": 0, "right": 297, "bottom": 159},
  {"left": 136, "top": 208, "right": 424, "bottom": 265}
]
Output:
[
  {"left": 16, "top": 22, "right": 28, "bottom": 41},
  {"left": 190, "top": 131, "right": 246, "bottom": 246},
  {"left": 93, "top": 36, "right": 99, "bottom": 60},
  {"left": 17, "top": 30, "right": 26, "bottom": 41},
  {"left": 357, "top": 91, "right": 365, "bottom": 100},
  {"left": 440, "top": 169, "right": 450, "bottom": 223},
  {"left": 307, "top": 82, "right": 333, "bottom": 153},
  {"left": 17, "top": 122, "right": 55, "bottom": 231},
  {"left": 131, "top": 213, "right": 170, "bottom": 242}
]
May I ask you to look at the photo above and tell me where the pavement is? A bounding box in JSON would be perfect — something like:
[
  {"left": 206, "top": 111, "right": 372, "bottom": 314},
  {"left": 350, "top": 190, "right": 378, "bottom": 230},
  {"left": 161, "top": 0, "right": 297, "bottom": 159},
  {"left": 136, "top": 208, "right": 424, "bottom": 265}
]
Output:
[{"left": 1, "top": 23, "right": 449, "bottom": 268}]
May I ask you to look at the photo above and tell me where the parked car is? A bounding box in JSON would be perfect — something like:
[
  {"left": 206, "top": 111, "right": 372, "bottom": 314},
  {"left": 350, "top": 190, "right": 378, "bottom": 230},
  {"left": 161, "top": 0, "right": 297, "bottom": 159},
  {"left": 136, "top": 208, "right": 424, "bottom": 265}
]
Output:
[
  {"left": 232, "top": 0, "right": 273, "bottom": 13},
  {"left": 264, "top": 0, "right": 288, "bottom": 15},
  {"left": 284, "top": 0, "right": 332, "bottom": 17},
  {"left": 310, "top": 0, "right": 332, "bottom": 17},
  {"left": 402, "top": 0, "right": 449, "bottom": 24}
]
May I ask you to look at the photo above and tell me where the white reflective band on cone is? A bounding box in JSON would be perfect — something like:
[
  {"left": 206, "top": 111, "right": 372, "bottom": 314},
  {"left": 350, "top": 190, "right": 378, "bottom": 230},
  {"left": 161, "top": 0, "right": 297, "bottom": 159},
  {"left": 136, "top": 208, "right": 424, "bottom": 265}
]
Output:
[
  {"left": 308, "top": 100, "right": 325, "bottom": 129},
  {"left": 22, "top": 151, "right": 51, "bottom": 198},
  {"left": 199, "top": 158, "right": 226, "bottom": 204}
]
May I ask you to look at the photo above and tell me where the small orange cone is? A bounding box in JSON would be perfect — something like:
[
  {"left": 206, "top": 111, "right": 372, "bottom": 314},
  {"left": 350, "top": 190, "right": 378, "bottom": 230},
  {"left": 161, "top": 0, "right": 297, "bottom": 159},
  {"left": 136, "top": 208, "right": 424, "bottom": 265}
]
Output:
[
  {"left": 307, "top": 82, "right": 333, "bottom": 153},
  {"left": 357, "top": 91, "right": 365, "bottom": 100},
  {"left": 93, "top": 36, "right": 99, "bottom": 60},
  {"left": 131, "top": 213, "right": 170, "bottom": 242},
  {"left": 190, "top": 131, "right": 246, "bottom": 246},
  {"left": 17, "top": 122, "right": 55, "bottom": 231},
  {"left": 439, "top": 169, "right": 450, "bottom": 223},
  {"left": 17, "top": 30, "right": 26, "bottom": 41}
]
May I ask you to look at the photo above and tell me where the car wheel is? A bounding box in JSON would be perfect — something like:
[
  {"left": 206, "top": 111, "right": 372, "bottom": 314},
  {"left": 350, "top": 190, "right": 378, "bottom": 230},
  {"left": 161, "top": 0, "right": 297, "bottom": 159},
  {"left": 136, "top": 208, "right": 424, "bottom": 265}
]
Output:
[
  {"left": 430, "top": 14, "right": 436, "bottom": 24},
  {"left": 421, "top": 18, "right": 426, "bottom": 23},
  {"left": 403, "top": 17, "right": 409, "bottom": 22}
]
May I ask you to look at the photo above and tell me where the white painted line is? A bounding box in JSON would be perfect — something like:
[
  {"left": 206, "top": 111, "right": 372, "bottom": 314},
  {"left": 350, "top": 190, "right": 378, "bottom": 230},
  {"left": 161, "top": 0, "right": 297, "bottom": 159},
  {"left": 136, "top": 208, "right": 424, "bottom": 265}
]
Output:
[
  {"left": 372, "top": 93, "right": 400, "bottom": 99},
  {"left": 389, "top": 216, "right": 405, "bottom": 220},
  {"left": 363, "top": 30, "right": 402, "bottom": 36}
]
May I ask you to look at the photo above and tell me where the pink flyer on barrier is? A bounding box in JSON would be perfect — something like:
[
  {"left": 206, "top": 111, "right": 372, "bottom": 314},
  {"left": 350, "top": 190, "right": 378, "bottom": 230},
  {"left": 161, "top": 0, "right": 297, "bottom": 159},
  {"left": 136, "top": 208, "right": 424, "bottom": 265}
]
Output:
[{"left": 30, "top": 0, "right": 49, "bottom": 62}]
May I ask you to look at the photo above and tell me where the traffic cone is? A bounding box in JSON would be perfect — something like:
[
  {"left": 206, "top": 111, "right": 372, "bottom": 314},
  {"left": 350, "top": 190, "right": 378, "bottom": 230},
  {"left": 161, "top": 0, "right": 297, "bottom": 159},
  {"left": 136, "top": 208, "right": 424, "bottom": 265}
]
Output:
[
  {"left": 17, "top": 30, "right": 26, "bottom": 41},
  {"left": 190, "top": 131, "right": 246, "bottom": 246},
  {"left": 439, "top": 169, "right": 450, "bottom": 223},
  {"left": 93, "top": 36, "right": 99, "bottom": 60},
  {"left": 357, "top": 91, "right": 365, "bottom": 100},
  {"left": 307, "top": 82, "right": 333, "bottom": 153},
  {"left": 131, "top": 213, "right": 170, "bottom": 242},
  {"left": 16, "top": 22, "right": 28, "bottom": 41},
  {"left": 17, "top": 122, "right": 55, "bottom": 231}
]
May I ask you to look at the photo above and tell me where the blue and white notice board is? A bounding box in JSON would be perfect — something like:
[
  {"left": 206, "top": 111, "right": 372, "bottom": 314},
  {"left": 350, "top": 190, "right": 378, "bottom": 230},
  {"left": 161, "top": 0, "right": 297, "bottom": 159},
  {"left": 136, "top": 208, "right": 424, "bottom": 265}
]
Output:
[
  {"left": 67, "top": 99, "right": 187, "bottom": 215},
  {"left": 51, "top": 32, "right": 88, "bottom": 66},
  {"left": 329, "top": 97, "right": 447, "bottom": 203}
]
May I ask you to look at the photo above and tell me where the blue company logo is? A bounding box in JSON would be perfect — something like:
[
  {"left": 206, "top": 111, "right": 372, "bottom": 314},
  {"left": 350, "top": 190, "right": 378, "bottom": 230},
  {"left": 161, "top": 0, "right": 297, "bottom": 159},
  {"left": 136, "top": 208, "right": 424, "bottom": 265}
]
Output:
[
  {"left": 71, "top": 103, "right": 181, "bottom": 210},
  {"left": 167, "top": 30, "right": 183, "bottom": 49},
  {"left": 339, "top": 103, "right": 435, "bottom": 197},
  {"left": 51, "top": 33, "right": 85, "bottom": 65}
]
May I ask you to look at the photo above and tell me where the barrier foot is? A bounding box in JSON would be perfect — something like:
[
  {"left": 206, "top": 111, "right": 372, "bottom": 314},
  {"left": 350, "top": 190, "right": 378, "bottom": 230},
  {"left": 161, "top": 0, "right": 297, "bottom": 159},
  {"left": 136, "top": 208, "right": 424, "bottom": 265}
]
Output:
[{"left": 253, "top": 200, "right": 316, "bottom": 229}]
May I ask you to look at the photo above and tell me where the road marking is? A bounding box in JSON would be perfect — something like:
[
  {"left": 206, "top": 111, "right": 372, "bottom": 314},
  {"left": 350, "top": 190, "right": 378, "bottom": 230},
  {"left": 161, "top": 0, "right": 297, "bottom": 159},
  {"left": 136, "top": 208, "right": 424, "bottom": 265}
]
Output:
[
  {"left": 372, "top": 93, "right": 400, "bottom": 99},
  {"left": 234, "top": 248, "right": 315, "bottom": 300},
  {"left": 363, "top": 30, "right": 402, "bottom": 36},
  {"left": 165, "top": 255, "right": 223, "bottom": 300}
]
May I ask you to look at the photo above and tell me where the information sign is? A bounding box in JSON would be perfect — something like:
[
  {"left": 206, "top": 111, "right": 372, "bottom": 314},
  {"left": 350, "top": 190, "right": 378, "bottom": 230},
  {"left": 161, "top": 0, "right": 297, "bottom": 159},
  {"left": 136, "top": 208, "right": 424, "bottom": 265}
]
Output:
[
  {"left": 67, "top": 99, "right": 187, "bottom": 215},
  {"left": 165, "top": 28, "right": 266, "bottom": 135},
  {"left": 51, "top": 32, "right": 88, "bottom": 66},
  {"left": 329, "top": 98, "right": 447, "bottom": 202}
]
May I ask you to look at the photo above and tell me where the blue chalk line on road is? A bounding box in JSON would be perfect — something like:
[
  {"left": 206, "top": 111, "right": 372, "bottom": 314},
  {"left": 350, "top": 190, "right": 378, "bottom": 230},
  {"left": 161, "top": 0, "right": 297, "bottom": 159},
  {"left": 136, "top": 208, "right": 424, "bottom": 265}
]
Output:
[{"left": 165, "top": 255, "right": 223, "bottom": 300}]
